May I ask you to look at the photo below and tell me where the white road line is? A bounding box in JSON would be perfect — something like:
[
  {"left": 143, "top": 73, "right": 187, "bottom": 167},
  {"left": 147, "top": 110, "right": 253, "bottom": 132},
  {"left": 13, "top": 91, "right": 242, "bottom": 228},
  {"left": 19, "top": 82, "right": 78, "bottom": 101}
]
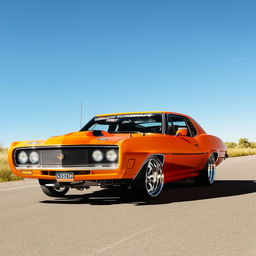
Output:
[
  {"left": 91, "top": 228, "right": 153, "bottom": 255},
  {"left": 21, "top": 181, "right": 38, "bottom": 184},
  {"left": 0, "top": 184, "right": 39, "bottom": 192}
]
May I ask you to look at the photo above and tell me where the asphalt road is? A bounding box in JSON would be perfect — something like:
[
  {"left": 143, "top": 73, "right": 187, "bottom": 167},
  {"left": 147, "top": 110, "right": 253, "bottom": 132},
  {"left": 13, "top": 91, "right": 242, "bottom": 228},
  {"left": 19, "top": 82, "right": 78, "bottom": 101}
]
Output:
[{"left": 0, "top": 156, "right": 255, "bottom": 256}]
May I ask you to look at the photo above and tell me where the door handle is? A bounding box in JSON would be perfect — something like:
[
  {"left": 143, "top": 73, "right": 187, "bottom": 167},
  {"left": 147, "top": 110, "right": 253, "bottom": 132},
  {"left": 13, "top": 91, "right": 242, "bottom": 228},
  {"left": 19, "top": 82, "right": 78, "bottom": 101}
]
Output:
[{"left": 194, "top": 144, "right": 199, "bottom": 147}]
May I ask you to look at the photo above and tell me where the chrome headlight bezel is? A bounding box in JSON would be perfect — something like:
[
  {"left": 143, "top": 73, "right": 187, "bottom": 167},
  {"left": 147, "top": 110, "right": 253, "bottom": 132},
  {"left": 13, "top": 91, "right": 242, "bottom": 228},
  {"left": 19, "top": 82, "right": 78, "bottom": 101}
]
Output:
[
  {"left": 17, "top": 151, "right": 29, "bottom": 164},
  {"left": 92, "top": 149, "right": 104, "bottom": 162},
  {"left": 14, "top": 146, "right": 119, "bottom": 167},
  {"left": 106, "top": 149, "right": 118, "bottom": 162},
  {"left": 29, "top": 151, "right": 39, "bottom": 164}
]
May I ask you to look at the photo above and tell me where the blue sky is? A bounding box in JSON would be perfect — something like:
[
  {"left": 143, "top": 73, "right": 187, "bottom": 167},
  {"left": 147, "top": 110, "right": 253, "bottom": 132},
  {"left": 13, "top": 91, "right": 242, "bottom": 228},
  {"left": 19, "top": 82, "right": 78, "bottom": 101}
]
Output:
[{"left": 1, "top": 0, "right": 256, "bottom": 146}]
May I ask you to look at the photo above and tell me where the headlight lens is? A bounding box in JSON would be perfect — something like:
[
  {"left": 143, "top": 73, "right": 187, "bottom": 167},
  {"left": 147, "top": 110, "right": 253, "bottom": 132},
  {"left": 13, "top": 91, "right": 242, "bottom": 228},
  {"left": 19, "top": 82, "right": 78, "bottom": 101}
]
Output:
[
  {"left": 29, "top": 151, "right": 39, "bottom": 164},
  {"left": 92, "top": 150, "right": 103, "bottom": 162},
  {"left": 106, "top": 149, "right": 118, "bottom": 162},
  {"left": 18, "top": 151, "right": 28, "bottom": 164}
]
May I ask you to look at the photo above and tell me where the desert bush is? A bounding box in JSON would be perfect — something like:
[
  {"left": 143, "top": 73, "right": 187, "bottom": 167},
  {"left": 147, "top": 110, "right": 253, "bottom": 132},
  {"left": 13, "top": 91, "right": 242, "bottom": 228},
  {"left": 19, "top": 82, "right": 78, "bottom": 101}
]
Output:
[
  {"left": 238, "top": 138, "right": 251, "bottom": 148},
  {"left": 0, "top": 146, "right": 21, "bottom": 182},
  {"left": 227, "top": 148, "right": 256, "bottom": 157},
  {"left": 225, "top": 138, "right": 256, "bottom": 157},
  {"left": 225, "top": 142, "right": 237, "bottom": 148},
  {"left": 251, "top": 142, "right": 256, "bottom": 148}
]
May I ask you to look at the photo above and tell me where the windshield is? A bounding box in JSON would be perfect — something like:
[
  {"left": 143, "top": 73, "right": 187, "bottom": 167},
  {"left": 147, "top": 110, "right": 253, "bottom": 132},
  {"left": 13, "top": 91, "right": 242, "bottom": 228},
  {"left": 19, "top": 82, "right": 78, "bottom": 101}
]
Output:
[{"left": 81, "top": 113, "right": 163, "bottom": 134}]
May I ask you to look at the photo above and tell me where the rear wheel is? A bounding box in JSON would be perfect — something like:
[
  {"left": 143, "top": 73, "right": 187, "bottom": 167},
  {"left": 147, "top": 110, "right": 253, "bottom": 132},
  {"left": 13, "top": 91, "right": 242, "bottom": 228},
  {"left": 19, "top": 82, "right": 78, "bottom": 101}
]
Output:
[
  {"left": 194, "top": 154, "right": 216, "bottom": 186},
  {"left": 133, "top": 156, "right": 164, "bottom": 199}
]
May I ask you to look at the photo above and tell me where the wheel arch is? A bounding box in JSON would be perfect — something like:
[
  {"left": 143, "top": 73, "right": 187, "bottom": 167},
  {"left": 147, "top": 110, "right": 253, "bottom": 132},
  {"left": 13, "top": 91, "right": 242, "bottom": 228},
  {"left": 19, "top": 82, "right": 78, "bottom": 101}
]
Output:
[
  {"left": 211, "top": 151, "right": 219, "bottom": 162},
  {"left": 153, "top": 154, "right": 165, "bottom": 165},
  {"left": 133, "top": 153, "right": 165, "bottom": 180},
  {"left": 200, "top": 151, "right": 218, "bottom": 170}
]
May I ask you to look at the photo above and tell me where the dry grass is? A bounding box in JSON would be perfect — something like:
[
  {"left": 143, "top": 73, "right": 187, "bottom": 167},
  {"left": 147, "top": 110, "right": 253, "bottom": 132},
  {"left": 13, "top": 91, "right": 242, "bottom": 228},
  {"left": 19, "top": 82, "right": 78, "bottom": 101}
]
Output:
[
  {"left": 0, "top": 147, "right": 21, "bottom": 182},
  {"left": 227, "top": 148, "right": 256, "bottom": 157}
]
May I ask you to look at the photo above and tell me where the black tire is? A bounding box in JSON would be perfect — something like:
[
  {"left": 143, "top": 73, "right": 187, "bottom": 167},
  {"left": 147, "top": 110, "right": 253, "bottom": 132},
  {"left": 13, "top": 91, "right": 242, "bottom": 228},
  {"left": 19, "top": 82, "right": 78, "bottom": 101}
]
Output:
[
  {"left": 132, "top": 156, "right": 164, "bottom": 199},
  {"left": 194, "top": 154, "right": 216, "bottom": 186},
  {"left": 40, "top": 185, "right": 69, "bottom": 197}
]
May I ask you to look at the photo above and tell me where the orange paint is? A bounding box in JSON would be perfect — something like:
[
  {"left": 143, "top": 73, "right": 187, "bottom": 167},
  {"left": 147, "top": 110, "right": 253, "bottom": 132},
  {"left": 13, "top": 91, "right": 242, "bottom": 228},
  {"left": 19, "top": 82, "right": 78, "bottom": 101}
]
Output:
[{"left": 8, "top": 111, "right": 227, "bottom": 183}]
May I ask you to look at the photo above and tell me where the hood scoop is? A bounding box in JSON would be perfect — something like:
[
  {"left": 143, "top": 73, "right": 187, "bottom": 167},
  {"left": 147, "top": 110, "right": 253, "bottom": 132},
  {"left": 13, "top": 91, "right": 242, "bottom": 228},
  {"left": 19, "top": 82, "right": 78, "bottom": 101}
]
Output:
[
  {"left": 81, "top": 130, "right": 114, "bottom": 137},
  {"left": 92, "top": 130, "right": 104, "bottom": 136}
]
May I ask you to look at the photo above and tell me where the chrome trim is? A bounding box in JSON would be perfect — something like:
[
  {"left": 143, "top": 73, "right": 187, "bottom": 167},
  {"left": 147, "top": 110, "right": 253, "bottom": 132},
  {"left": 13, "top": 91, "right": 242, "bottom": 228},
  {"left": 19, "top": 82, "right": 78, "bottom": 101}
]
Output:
[
  {"left": 170, "top": 152, "right": 208, "bottom": 155},
  {"left": 208, "top": 154, "right": 216, "bottom": 184},
  {"left": 14, "top": 145, "right": 119, "bottom": 151},
  {"left": 16, "top": 164, "right": 118, "bottom": 171},
  {"left": 13, "top": 145, "right": 119, "bottom": 168}
]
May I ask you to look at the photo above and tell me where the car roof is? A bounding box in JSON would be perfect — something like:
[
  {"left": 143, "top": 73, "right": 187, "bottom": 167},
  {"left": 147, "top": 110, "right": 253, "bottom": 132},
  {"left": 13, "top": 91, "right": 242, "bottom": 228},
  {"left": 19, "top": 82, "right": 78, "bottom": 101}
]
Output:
[{"left": 96, "top": 111, "right": 192, "bottom": 119}]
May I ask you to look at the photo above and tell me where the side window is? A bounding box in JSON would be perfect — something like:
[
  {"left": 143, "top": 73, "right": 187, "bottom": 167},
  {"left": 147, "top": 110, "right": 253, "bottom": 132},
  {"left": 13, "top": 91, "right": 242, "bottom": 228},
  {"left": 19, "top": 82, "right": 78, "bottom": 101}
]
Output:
[
  {"left": 186, "top": 118, "right": 197, "bottom": 137},
  {"left": 167, "top": 115, "right": 192, "bottom": 137}
]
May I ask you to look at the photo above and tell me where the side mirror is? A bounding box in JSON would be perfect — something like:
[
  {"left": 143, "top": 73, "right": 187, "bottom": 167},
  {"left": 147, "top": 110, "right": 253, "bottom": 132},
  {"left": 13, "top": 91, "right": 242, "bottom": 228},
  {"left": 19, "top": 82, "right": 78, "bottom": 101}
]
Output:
[{"left": 176, "top": 128, "right": 188, "bottom": 136}]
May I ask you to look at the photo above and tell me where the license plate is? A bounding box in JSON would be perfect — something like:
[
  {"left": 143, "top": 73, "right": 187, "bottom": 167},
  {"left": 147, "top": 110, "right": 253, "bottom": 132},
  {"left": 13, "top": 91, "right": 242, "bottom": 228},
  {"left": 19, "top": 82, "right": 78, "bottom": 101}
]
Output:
[{"left": 56, "top": 172, "right": 74, "bottom": 182}]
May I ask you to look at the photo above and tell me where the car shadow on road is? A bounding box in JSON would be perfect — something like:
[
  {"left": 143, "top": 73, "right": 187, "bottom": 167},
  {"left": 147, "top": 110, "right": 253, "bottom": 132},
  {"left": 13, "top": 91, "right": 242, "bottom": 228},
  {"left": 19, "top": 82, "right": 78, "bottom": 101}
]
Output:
[{"left": 39, "top": 180, "right": 256, "bottom": 206}]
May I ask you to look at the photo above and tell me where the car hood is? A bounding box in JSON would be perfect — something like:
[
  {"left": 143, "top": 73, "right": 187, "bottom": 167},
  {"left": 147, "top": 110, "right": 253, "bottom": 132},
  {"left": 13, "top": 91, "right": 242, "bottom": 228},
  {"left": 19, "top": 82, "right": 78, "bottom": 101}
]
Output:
[{"left": 13, "top": 131, "right": 131, "bottom": 148}]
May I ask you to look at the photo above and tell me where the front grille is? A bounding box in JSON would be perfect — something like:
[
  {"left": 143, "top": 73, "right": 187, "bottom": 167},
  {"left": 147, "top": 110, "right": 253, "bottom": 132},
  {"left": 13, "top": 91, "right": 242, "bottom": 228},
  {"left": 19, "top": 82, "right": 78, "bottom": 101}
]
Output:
[
  {"left": 40, "top": 148, "right": 90, "bottom": 166},
  {"left": 14, "top": 146, "right": 118, "bottom": 167}
]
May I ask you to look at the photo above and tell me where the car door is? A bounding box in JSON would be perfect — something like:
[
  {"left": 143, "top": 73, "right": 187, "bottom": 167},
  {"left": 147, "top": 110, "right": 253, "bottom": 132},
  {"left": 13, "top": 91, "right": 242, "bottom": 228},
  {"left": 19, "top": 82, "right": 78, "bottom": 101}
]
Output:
[{"left": 164, "top": 114, "right": 204, "bottom": 181}]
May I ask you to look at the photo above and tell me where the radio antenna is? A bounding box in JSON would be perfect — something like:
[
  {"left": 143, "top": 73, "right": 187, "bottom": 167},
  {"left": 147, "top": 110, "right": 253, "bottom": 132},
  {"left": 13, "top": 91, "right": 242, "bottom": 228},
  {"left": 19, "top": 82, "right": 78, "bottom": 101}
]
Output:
[{"left": 80, "top": 100, "right": 83, "bottom": 129}]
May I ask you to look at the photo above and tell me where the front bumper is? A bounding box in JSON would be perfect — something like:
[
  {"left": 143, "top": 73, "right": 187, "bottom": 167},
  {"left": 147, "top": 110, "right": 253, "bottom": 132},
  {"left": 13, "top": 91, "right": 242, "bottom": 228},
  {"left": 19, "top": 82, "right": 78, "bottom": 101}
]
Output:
[
  {"left": 10, "top": 153, "right": 148, "bottom": 181},
  {"left": 19, "top": 168, "right": 123, "bottom": 181},
  {"left": 9, "top": 144, "right": 150, "bottom": 181}
]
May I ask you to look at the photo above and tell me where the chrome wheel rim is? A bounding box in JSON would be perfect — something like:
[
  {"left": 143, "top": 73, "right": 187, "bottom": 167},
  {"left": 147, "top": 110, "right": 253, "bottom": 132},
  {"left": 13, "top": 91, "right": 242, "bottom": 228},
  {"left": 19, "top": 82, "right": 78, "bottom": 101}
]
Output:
[
  {"left": 145, "top": 159, "right": 164, "bottom": 197},
  {"left": 208, "top": 156, "right": 216, "bottom": 184}
]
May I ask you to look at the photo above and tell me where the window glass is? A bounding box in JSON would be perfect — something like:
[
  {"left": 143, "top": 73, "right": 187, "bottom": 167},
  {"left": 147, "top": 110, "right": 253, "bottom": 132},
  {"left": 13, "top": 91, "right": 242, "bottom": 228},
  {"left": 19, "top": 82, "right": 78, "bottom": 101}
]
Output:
[
  {"left": 186, "top": 119, "right": 197, "bottom": 137},
  {"left": 167, "top": 115, "right": 191, "bottom": 136},
  {"left": 82, "top": 114, "right": 163, "bottom": 134},
  {"left": 89, "top": 123, "right": 110, "bottom": 132}
]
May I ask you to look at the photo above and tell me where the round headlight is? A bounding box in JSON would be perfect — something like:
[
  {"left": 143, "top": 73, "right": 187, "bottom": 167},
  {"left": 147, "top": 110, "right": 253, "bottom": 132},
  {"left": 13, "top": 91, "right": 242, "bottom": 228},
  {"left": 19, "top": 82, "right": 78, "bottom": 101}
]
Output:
[
  {"left": 106, "top": 149, "right": 118, "bottom": 162},
  {"left": 18, "top": 151, "right": 28, "bottom": 164},
  {"left": 29, "top": 151, "right": 39, "bottom": 164},
  {"left": 92, "top": 150, "right": 103, "bottom": 162}
]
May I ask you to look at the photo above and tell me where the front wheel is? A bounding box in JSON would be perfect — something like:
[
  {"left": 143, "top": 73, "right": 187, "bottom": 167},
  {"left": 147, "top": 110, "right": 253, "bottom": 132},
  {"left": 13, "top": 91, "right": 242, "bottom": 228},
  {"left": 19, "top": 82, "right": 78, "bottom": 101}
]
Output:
[
  {"left": 133, "top": 156, "right": 164, "bottom": 199},
  {"left": 194, "top": 154, "right": 216, "bottom": 186},
  {"left": 40, "top": 184, "right": 69, "bottom": 197}
]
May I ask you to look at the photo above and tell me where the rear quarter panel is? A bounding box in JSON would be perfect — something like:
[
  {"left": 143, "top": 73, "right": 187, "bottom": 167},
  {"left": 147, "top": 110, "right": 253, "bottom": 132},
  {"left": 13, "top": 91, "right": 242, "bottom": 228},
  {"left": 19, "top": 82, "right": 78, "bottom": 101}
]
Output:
[{"left": 196, "top": 134, "right": 227, "bottom": 166}]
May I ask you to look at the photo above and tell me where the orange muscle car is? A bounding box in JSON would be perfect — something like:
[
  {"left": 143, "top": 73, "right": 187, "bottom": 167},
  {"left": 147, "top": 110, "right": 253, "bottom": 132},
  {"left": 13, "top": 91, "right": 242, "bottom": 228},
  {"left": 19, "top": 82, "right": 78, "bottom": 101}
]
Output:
[{"left": 9, "top": 111, "right": 227, "bottom": 199}]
